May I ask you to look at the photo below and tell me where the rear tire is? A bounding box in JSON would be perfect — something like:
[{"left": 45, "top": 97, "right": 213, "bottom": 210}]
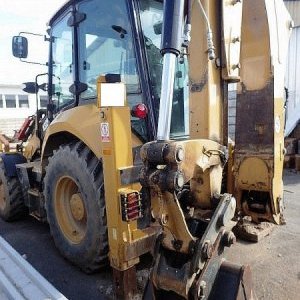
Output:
[
  {"left": 0, "top": 162, "right": 26, "bottom": 221},
  {"left": 44, "top": 142, "right": 108, "bottom": 273}
]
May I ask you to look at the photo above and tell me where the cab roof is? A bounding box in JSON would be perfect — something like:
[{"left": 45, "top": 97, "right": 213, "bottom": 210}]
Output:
[{"left": 48, "top": 0, "right": 73, "bottom": 27}]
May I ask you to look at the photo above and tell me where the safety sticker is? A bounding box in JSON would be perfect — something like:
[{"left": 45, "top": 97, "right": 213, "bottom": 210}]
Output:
[{"left": 101, "top": 122, "right": 110, "bottom": 142}]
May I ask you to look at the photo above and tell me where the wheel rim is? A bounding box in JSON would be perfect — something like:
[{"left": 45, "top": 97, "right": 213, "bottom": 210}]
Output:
[
  {"left": 0, "top": 179, "right": 6, "bottom": 211},
  {"left": 55, "top": 176, "right": 87, "bottom": 244}
]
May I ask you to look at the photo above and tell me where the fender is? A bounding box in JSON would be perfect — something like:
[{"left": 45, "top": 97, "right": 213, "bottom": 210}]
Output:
[
  {"left": 41, "top": 103, "right": 142, "bottom": 161},
  {"left": 0, "top": 153, "right": 27, "bottom": 177}
]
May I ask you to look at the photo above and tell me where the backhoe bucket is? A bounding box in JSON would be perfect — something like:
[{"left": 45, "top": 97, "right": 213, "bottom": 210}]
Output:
[
  {"left": 143, "top": 260, "right": 255, "bottom": 300},
  {"left": 209, "top": 261, "right": 255, "bottom": 300}
]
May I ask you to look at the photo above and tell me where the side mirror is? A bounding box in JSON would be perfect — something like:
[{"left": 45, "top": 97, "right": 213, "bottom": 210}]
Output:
[
  {"left": 12, "top": 36, "right": 28, "bottom": 58},
  {"left": 22, "top": 82, "right": 38, "bottom": 94},
  {"left": 22, "top": 82, "right": 48, "bottom": 94}
]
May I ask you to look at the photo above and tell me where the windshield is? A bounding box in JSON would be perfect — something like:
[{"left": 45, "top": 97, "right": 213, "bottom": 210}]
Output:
[{"left": 139, "top": 0, "right": 190, "bottom": 138}]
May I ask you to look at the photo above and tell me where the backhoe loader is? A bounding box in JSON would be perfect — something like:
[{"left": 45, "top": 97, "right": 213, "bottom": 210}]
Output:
[{"left": 0, "top": 0, "right": 291, "bottom": 298}]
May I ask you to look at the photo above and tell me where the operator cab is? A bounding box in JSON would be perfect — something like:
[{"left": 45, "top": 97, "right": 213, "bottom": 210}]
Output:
[
  {"left": 12, "top": 0, "right": 189, "bottom": 142},
  {"left": 49, "top": 0, "right": 189, "bottom": 142}
]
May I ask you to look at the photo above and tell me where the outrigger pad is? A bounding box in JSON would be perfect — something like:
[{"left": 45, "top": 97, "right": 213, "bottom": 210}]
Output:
[
  {"left": 234, "top": 217, "right": 275, "bottom": 242},
  {"left": 209, "top": 261, "right": 256, "bottom": 300}
]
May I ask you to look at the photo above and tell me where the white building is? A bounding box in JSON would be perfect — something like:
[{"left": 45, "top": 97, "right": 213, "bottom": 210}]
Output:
[
  {"left": 0, "top": 84, "right": 47, "bottom": 137},
  {"left": 284, "top": 0, "right": 300, "bottom": 136}
]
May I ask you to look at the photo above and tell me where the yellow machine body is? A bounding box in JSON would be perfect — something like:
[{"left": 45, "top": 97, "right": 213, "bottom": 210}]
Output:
[
  {"left": 1, "top": 0, "right": 291, "bottom": 298},
  {"left": 27, "top": 0, "right": 290, "bottom": 283},
  {"left": 189, "top": 0, "right": 223, "bottom": 142},
  {"left": 41, "top": 104, "right": 142, "bottom": 162},
  {"left": 189, "top": 0, "right": 243, "bottom": 143}
]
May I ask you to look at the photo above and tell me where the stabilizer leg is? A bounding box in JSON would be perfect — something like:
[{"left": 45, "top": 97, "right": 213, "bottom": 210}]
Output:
[{"left": 113, "top": 267, "right": 137, "bottom": 300}]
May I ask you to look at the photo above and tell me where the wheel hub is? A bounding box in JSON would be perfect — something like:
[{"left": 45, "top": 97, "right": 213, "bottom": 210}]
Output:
[
  {"left": 70, "top": 193, "right": 85, "bottom": 221},
  {"left": 55, "top": 176, "right": 87, "bottom": 244}
]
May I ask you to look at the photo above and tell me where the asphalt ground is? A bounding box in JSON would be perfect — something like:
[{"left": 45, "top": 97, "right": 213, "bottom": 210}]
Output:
[
  {"left": 0, "top": 216, "right": 112, "bottom": 299},
  {"left": 227, "top": 170, "right": 300, "bottom": 300},
  {"left": 0, "top": 170, "right": 299, "bottom": 299}
]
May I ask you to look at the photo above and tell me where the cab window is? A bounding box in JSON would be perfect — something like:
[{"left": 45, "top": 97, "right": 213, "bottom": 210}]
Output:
[
  {"left": 139, "top": 0, "right": 190, "bottom": 138},
  {"left": 77, "top": 0, "right": 140, "bottom": 99},
  {"left": 51, "top": 13, "right": 74, "bottom": 110},
  {"left": 77, "top": 0, "right": 148, "bottom": 141}
]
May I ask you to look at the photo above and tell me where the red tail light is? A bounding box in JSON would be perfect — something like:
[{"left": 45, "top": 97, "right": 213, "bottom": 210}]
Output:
[
  {"left": 131, "top": 103, "right": 148, "bottom": 119},
  {"left": 121, "top": 191, "right": 143, "bottom": 221}
]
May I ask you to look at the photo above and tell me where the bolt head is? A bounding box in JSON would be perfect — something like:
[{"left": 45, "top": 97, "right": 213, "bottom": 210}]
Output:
[
  {"left": 223, "top": 231, "right": 236, "bottom": 247},
  {"left": 202, "top": 242, "right": 213, "bottom": 259},
  {"left": 176, "top": 147, "right": 185, "bottom": 162}
]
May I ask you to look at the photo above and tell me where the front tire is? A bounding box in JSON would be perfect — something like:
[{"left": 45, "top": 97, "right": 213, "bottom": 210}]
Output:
[
  {"left": 0, "top": 162, "right": 26, "bottom": 221},
  {"left": 44, "top": 142, "right": 108, "bottom": 273}
]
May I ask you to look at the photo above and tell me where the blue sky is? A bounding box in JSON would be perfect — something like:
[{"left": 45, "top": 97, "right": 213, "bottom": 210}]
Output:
[{"left": 0, "top": 0, "right": 66, "bottom": 85}]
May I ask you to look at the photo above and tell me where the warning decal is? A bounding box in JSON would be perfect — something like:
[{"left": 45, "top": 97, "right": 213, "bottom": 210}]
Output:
[{"left": 101, "top": 122, "right": 110, "bottom": 142}]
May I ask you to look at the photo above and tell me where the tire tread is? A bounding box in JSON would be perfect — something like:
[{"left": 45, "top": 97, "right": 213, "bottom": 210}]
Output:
[
  {"left": 44, "top": 141, "right": 108, "bottom": 273},
  {"left": 0, "top": 163, "right": 26, "bottom": 221}
]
